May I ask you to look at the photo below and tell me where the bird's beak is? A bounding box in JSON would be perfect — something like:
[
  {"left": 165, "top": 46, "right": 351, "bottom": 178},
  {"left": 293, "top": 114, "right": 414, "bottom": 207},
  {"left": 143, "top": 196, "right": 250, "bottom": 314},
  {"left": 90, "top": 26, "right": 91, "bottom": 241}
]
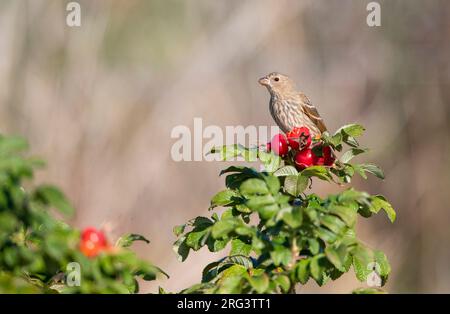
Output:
[{"left": 258, "top": 76, "right": 270, "bottom": 86}]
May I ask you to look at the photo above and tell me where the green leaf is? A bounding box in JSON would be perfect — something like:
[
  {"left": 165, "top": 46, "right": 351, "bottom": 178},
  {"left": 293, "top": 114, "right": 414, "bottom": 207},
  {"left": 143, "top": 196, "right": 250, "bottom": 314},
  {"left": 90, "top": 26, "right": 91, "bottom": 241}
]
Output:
[
  {"left": 320, "top": 215, "right": 346, "bottom": 235},
  {"left": 309, "top": 254, "right": 326, "bottom": 284},
  {"left": 230, "top": 239, "right": 252, "bottom": 256},
  {"left": 248, "top": 274, "right": 269, "bottom": 293},
  {"left": 211, "top": 219, "right": 236, "bottom": 239},
  {"left": 239, "top": 179, "right": 269, "bottom": 196},
  {"left": 274, "top": 166, "right": 298, "bottom": 177},
  {"left": 352, "top": 245, "right": 374, "bottom": 282},
  {"left": 301, "top": 166, "right": 332, "bottom": 181},
  {"left": 186, "top": 229, "right": 210, "bottom": 250},
  {"left": 325, "top": 244, "right": 347, "bottom": 271},
  {"left": 270, "top": 246, "right": 292, "bottom": 266},
  {"left": 173, "top": 237, "right": 190, "bottom": 262},
  {"left": 359, "top": 163, "right": 385, "bottom": 180},
  {"left": 296, "top": 258, "right": 310, "bottom": 284},
  {"left": 370, "top": 195, "right": 396, "bottom": 222},
  {"left": 211, "top": 145, "right": 243, "bottom": 161},
  {"left": 264, "top": 175, "right": 280, "bottom": 195},
  {"left": 328, "top": 204, "right": 357, "bottom": 227},
  {"left": 173, "top": 224, "right": 186, "bottom": 237},
  {"left": 217, "top": 265, "right": 247, "bottom": 293},
  {"left": 274, "top": 275, "right": 291, "bottom": 293},
  {"left": 336, "top": 124, "right": 365, "bottom": 138},
  {"left": 281, "top": 206, "right": 303, "bottom": 229},
  {"left": 340, "top": 148, "right": 368, "bottom": 163},
  {"left": 374, "top": 250, "right": 391, "bottom": 280},
  {"left": 308, "top": 238, "right": 320, "bottom": 255},
  {"left": 258, "top": 151, "right": 282, "bottom": 172},
  {"left": 33, "top": 185, "right": 74, "bottom": 216},
  {"left": 210, "top": 189, "right": 240, "bottom": 208},
  {"left": 284, "top": 175, "right": 309, "bottom": 196},
  {"left": 315, "top": 227, "right": 338, "bottom": 243},
  {"left": 116, "top": 233, "right": 150, "bottom": 248}
]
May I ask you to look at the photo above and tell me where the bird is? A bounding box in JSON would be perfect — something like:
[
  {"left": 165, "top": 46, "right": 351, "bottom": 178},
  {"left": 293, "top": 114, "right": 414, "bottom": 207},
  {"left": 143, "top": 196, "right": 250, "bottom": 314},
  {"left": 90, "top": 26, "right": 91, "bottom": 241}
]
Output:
[{"left": 258, "top": 72, "right": 327, "bottom": 139}]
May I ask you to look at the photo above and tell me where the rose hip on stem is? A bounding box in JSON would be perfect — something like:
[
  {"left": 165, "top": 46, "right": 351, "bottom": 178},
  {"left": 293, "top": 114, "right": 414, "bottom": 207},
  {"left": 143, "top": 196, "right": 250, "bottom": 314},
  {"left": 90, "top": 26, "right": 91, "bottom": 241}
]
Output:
[{"left": 270, "top": 134, "right": 289, "bottom": 156}]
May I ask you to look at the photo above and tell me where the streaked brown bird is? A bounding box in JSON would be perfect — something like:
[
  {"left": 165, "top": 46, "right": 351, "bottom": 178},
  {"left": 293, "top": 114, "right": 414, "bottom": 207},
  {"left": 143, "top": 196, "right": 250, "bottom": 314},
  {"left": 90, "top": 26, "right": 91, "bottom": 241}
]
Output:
[{"left": 259, "top": 72, "right": 327, "bottom": 138}]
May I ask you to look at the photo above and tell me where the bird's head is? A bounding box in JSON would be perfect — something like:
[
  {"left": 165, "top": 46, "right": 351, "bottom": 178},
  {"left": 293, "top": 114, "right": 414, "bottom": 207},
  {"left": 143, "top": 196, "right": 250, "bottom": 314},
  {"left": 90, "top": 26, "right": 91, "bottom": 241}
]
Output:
[{"left": 258, "top": 72, "right": 296, "bottom": 96}]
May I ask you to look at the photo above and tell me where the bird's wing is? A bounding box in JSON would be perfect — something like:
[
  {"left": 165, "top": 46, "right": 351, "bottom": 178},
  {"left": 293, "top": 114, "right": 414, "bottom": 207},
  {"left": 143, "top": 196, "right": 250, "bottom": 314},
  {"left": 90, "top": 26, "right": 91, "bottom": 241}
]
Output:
[{"left": 299, "top": 93, "right": 327, "bottom": 133}]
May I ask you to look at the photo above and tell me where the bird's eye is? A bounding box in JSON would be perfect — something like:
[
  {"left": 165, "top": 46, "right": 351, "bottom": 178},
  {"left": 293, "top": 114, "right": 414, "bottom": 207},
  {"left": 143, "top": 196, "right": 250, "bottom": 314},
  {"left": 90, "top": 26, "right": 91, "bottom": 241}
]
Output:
[{"left": 274, "top": 77, "right": 280, "bottom": 82}]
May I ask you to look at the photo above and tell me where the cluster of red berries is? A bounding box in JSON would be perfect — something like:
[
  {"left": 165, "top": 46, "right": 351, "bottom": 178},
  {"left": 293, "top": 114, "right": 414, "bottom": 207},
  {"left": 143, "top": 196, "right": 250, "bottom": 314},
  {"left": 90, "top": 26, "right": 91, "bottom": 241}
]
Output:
[
  {"left": 267, "top": 126, "right": 335, "bottom": 170},
  {"left": 79, "top": 227, "right": 111, "bottom": 258}
]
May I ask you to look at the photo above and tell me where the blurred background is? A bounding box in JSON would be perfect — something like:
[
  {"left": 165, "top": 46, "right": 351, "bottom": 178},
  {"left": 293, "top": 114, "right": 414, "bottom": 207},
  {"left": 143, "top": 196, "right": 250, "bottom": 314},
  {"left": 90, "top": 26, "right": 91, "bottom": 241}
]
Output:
[{"left": 0, "top": 0, "right": 449, "bottom": 293}]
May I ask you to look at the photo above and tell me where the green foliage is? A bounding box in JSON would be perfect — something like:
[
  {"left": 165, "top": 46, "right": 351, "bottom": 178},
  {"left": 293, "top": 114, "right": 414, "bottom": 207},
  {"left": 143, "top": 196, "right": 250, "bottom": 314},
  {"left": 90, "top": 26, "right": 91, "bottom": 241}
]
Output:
[
  {"left": 174, "top": 124, "right": 396, "bottom": 293},
  {"left": 0, "top": 134, "right": 164, "bottom": 293}
]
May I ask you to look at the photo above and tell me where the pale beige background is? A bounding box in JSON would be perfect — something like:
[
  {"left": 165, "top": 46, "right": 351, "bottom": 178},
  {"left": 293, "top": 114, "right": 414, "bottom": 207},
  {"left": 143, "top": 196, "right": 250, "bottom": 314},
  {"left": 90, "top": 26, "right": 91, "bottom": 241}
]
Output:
[{"left": 1, "top": 0, "right": 449, "bottom": 293}]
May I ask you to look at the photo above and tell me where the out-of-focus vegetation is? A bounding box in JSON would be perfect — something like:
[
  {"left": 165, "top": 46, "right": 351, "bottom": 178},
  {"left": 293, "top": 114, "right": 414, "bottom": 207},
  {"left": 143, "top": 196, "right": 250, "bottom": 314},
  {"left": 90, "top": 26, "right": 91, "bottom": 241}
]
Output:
[
  {"left": 0, "top": 134, "right": 164, "bottom": 293},
  {"left": 0, "top": 0, "right": 449, "bottom": 293}
]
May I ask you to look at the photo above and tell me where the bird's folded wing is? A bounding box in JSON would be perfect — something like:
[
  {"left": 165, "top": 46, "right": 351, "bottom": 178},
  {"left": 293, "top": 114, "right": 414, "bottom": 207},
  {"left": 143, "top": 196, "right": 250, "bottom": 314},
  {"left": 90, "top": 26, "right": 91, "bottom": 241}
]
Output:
[{"left": 299, "top": 93, "right": 327, "bottom": 133}]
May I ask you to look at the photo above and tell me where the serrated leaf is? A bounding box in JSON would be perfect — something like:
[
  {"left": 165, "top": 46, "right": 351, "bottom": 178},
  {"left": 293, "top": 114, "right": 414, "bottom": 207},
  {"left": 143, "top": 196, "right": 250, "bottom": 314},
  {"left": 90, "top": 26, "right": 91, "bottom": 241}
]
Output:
[
  {"left": 359, "top": 163, "right": 385, "bottom": 180},
  {"left": 211, "top": 219, "right": 236, "bottom": 239},
  {"left": 173, "top": 224, "right": 186, "bottom": 237},
  {"left": 352, "top": 245, "right": 374, "bottom": 282},
  {"left": 336, "top": 124, "right": 365, "bottom": 138},
  {"left": 370, "top": 195, "right": 396, "bottom": 222},
  {"left": 210, "top": 189, "right": 240, "bottom": 208},
  {"left": 320, "top": 215, "right": 346, "bottom": 234},
  {"left": 284, "top": 175, "right": 309, "bottom": 196},
  {"left": 270, "top": 246, "right": 292, "bottom": 266},
  {"left": 230, "top": 238, "right": 252, "bottom": 256},
  {"left": 309, "top": 254, "right": 325, "bottom": 284},
  {"left": 308, "top": 238, "right": 320, "bottom": 255},
  {"left": 301, "top": 166, "right": 332, "bottom": 181},
  {"left": 248, "top": 273, "right": 269, "bottom": 293},
  {"left": 274, "top": 166, "right": 298, "bottom": 177},
  {"left": 281, "top": 206, "right": 303, "bottom": 228},
  {"left": 340, "top": 148, "right": 368, "bottom": 163},
  {"left": 325, "top": 244, "right": 347, "bottom": 271},
  {"left": 296, "top": 258, "right": 310, "bottom": 284},
  {"left": 264, "top": 175, "right": 280, "bottom": 195},
  {"left": 173, "top": 237, "right": 190, "bottom": 262},
  {"left": 328, "top": 204, "right": 357, "bottom": 227},
  {"left": 274, "top": 275, "right": 291, "bottom": 293},
  {"left": 239, "top": 179, "right": 269, "bottom": 196},
  {"left": 116, "top": 233, "right": 150, "bottom": 248}
]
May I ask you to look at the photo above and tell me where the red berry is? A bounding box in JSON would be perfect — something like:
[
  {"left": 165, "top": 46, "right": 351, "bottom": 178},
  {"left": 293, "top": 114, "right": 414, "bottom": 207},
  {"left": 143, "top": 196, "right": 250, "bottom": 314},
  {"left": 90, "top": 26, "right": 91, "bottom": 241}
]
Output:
[
  {"left": 286, "top": 127, "right": 311, "bottom": 150},
  {"left": 271, "top": 134, "right": 289, "bottom": 156},
  {"left": 80, "top": 227, "right": 107, "bottom": 257},
  {"left": 266, "top": 142, "right": 271, "bottom": 152},
  {"left": 322, "top": 145, "right": 335, "bottom": 166},
  {"left": 313, "top": 155, "right": 325, "bottom": 166},
  {"left": 294, "top": 148, "right": 314, "bottom": 170},
  {"left": 311, "top": 144, "right": 335, "bottom": 166}
]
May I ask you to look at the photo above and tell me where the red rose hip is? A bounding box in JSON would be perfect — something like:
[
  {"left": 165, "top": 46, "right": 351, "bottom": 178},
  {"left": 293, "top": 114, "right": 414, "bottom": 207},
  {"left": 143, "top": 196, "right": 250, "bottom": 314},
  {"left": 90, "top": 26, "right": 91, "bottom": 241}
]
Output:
[
  {"left": 80, "top": 227, "right": 107, "bottom": 257},
  {"left": 295, "top": 148, "right": 314, "bottom": 170},
  {"left": 270, "top": 134, "right": 289, "bottom": 156},
  {"left": 322, "top": 145, "right": 335, "bottom": 166},
  {"left": 287, "top": 127, "right": 311, "bottom": 150}
]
